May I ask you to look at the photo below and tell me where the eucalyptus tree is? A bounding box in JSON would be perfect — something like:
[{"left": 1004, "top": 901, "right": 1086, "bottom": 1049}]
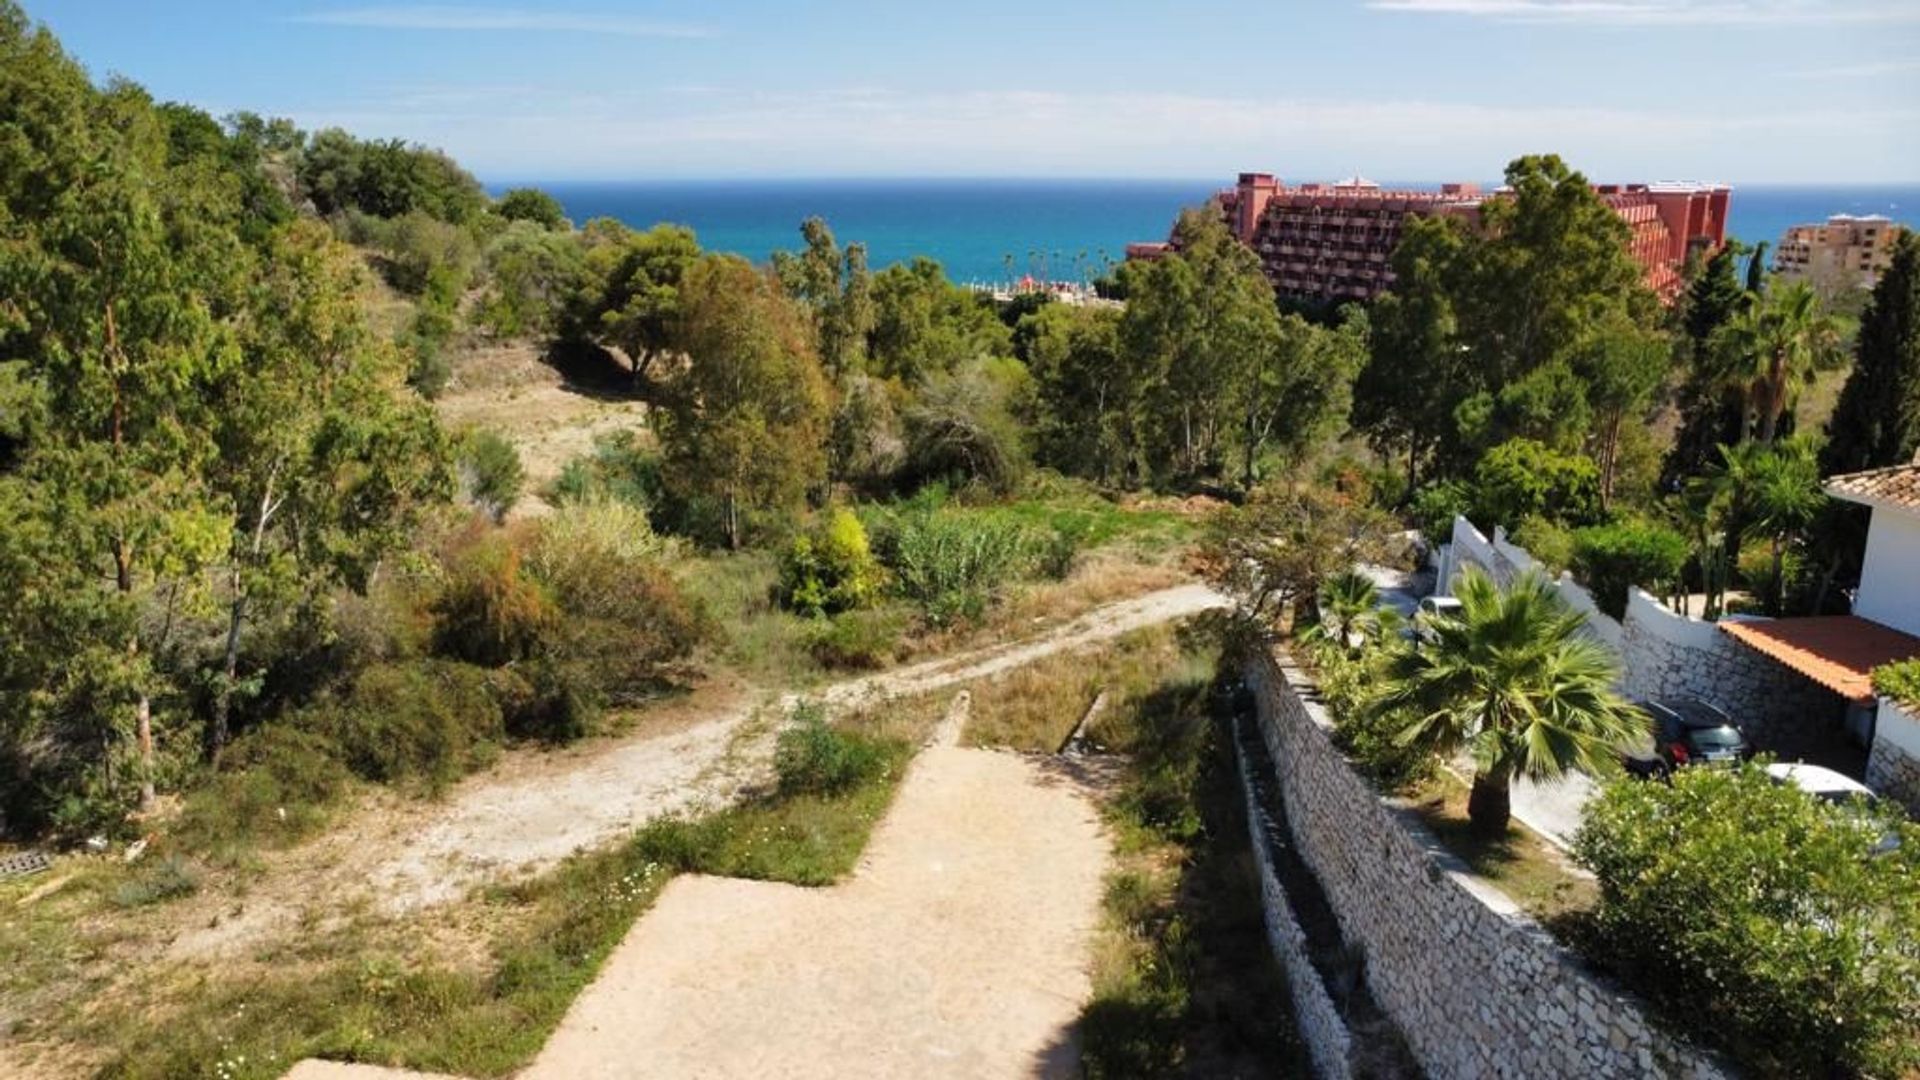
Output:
[
  {"left": 656, "top": 255, "right": 830, "bottom": 549},
  {"left": 205, "top": 221, "right": 451, "bottom": 757}
]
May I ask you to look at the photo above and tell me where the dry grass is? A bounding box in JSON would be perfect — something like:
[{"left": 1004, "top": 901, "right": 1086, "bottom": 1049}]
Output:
[
  {"left": 962, "top": 624, "right": 1202, "bottom": 752},
  {"left": 1401, "top": 773, "right": 1598, "bottom": 925}
]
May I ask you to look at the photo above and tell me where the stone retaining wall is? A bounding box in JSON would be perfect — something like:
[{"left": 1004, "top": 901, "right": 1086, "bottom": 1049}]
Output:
[
  {"left": 1619, "top": 590, "right": 1844, "bottom": 757},
  {"left": 1244, "top": 647, "right": 1728, "bottom": 1080},
  {"left": 1230, "top": 715, "right": 1354, "bottom": 1080},
  {"left": 1868, "top": 699, "right": 1920, "bottom": 814}
]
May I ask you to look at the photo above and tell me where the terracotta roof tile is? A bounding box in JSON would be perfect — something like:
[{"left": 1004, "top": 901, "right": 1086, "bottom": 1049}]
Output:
[
  {"left": 1825, "top": 463, "right": 1920, "bottom": 512},
  {"left": 1720, "top": 616, "right": 1920, "bottom": 701}
]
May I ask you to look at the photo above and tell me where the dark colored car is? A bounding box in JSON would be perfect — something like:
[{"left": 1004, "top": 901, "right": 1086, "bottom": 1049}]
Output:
[{"left": 1623, "top": 697, "right": 1752, "bottom": 775}]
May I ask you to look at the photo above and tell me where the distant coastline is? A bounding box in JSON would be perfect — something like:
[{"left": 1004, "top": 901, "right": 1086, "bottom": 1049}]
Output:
[{"left": 513, "top": 178, "right": 1920, "bottom": 286}]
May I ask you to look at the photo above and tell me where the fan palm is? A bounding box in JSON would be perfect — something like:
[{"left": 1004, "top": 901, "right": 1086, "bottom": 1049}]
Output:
[
  {"left": 1306, "top": 569, "right": 1404, "bottom": 657},
  {"left": 1712, "top": 282, "right": 1840, "bottom": 444},
  {"left": 1381, "top": 568, "right": 1642, "bottom": 836},
  {"left": 1703, "top": 437, "right": 1823, "bottom": 615}
]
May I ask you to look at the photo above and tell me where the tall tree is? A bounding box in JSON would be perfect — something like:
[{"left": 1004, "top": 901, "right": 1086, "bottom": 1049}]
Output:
[
  {"left": 1022, "top": 303, "right": 1149, "bottom": 485},
  {"left": 1354, "top": 214, "right": 1471, "bottom": 486},
  {"left": 1711, "top": 281, "right": 1841, "bottom": 444},
  {"left": 656, "top": 255, "right": 830, "bottom": 549},
  {"left": 1823, "top": 231, "right": 1920, "bottom": 475},
  {"left": 1232, "top": 309, "right": 1366, "bottom": 490},
  {"left": 1122, "top": 206, "right": 1277, "bottom": 480},
  {"left": 566, "top": 220, "right": 701, "bottom": 385},
  {"left": 1383, "top": 568, "right": 1642, "bottom": 835},
  {"left": 1665, "top": 243, "right": 1751, "bottom": 488},
  {"left": 773, "top": 217, "right": 875, "bottom": 375},
  {"left": 205, "top": 221, "right": 451, "bottom": 757},
  {"left": 1571, "top": 310, "right": 1670, "bottom": 507}
]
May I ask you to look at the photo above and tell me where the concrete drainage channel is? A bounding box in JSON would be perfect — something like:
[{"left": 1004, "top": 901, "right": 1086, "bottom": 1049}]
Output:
[{"left": 1229, "top": 704, "right": 1422, "bottom": 1080}]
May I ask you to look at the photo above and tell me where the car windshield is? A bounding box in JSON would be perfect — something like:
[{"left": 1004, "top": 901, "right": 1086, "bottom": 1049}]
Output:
[
  {"left": 1689, "top": 725, "right": 1744, "bottom": 749},
  {"left": 1669, "top": 699, "right": 1732, "bottom": 728}
]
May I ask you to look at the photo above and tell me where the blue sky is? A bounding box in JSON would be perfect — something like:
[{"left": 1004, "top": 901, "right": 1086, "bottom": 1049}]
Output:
[{"left": 25, "top": 1, "right": 1920, "bottom": 183}]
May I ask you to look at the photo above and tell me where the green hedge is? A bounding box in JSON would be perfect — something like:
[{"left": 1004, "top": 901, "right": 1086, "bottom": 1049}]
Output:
[
  {"left": 1571, "top": 521, "right": 1687, "bottom": 619},
  {"left": 1874, "top": 658, "right": 1920, "bottom": 710}
]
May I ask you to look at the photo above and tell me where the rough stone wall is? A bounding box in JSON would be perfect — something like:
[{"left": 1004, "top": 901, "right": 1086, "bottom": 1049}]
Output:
[
  {"left": 1244, "top": 648, "right": 1728, "bottom": 1080},
  {"left": 1230, "top": 716, "right": 1353, "bottom": 1080},
  {"left": 1867, "top": 699, "right": 1920, "bottom": 815},
  {"left": 1619, "top": 590, "right": 1844, "bottom": 758}
]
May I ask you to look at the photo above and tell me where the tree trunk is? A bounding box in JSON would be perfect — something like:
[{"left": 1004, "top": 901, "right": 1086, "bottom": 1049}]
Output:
[
  {"left": 1467, "top": 769, "right": 1511, "bottom": 837},
  {"left": 210, "top": 591, "right": 246, "bottom": 763},
  {"left": 1770, "top": 536, "right": 1786, "bottom": 616},
  {"left": 135, "top": 691, "right": 155, "bottom": 811}
]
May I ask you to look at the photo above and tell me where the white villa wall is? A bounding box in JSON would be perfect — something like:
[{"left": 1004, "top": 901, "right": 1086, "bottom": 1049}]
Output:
[
  {"left": 1855, "top": 509, "right": 1920, "bottom": 638},
  {"left": 1442, "top": 517, "right": 1624, "bottom": 652},
  {"left": 1868, "top": 698, "right": 1920, "bottom": 814}
]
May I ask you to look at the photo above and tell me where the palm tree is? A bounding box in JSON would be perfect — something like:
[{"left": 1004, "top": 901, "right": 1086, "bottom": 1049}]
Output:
[
  {"left": 1705, "top": 437, "right": 1823, "bottom": 615},
  {"left": 1307, "top": 569, "right": 1403, "bottom": 658},
  {"left": 1381, "top": 568, "right": 1642, "bottom": 836},
  {"left": 1712, "top": 282, "right": 1840, "bottom": 444}
]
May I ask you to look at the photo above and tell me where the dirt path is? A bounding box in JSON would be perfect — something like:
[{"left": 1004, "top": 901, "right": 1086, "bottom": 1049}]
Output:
[
  {"left": 171, "top": 583, "right": 1221, "bottom": 957},
  {"left": 292, "top": 692, "right": 1116, "bottom": 1080},
  {"left": 523, "top": 711, "right": 1113, "bottom": 1079}
]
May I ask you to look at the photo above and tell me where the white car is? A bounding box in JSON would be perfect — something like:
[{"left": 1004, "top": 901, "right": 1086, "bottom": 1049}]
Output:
[
  {"left": 1412, "top": 595, "right": 1463, "bottom": 645},
  {"left": 1764, "top": 763, "right": 1876, "bottom": 805}
]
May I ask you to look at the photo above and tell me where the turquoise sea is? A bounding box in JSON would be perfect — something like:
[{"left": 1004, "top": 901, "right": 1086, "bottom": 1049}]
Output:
[{"left": 523, "top": 179, "right": 1920, "bottom": 286}]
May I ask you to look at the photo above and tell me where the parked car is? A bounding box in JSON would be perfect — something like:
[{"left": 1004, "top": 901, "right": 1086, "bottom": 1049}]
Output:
[
  {"left": 1622, "top": 697, "right": 1752, "bottom": 774},
  {"left": 1411, "top": 595, "right": 1463, "bottom": 645},
  {"left": 1766, "top": 763, "right": 1902, "bottom": 855},
  {"left": 1764, "top": 763, "right": 1876, "bottom": 805}
]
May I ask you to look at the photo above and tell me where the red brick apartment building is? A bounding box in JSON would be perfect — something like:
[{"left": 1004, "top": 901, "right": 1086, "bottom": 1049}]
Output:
[{"left": 1128, "top": 172, "right": 1731, "bottom": 305}]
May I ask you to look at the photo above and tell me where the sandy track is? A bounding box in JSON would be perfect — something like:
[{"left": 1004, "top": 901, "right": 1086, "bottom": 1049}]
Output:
[
  {"left": 288, "top": 715, "right": 1116, "bottom": 1080},
  {"left": 369, "top": 582, "right": 1222, "bottom": 912},
  {"left": 169, "top": 583, "right": 1220, "bottom": 961},
  {"left": 518, "top": 719, "right": 1112, "bottom": 1078}
]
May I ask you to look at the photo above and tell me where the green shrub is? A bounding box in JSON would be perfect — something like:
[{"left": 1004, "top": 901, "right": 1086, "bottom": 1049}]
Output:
[
  {"left": 777, "top": 508, "right": 886, "bottom": 617},
  {"left": 1032, "top": 516, "right": 1091, "bottom": 580},
  {"left": 773, "top": 703, "right": 890, "bottom": 797},
  {"left": 318, "top": 660, "right": 505, "bottom": 792},
  {"left": 1314, "top": 642, "right": 1436, "bottom": 793},
  {"left": 549, "top": 432, "right": 662, "bottom": 512},
  {"left": 1472, "top": 437, "right": 1601, "bottom": 532},
  {"left": 1874, "top": 658, "right": 1920, "bottom": 710},
  {"left": 175, "top": 725, "right": 354, "bottom": 856},
  {"left": 111, "top": 855, "right": 201, "bottom": 908},
  {"left": 433, "top": 529, "right": 557, "bottom": 667},
  {"left": 1571, "top": 520, "right": 1688, "bottom": 619},
  {"left": 882, "top": 509, "right": 1030, "bottom": 626},
  {"left": 458, "top": 430, "right": 525, "bottom": 522},
  {"left": 1410, "top": 480, "right": 1471, "bottom": 544},
  {"left": 805, "top": 608, "right": 908, "bottom": 671},
  {"left": 1511, "top": 515, "right": 1575, "bottom": 574},
  {"left": 1574, "top": 765, "right": 1920, "bottom": 1077}
]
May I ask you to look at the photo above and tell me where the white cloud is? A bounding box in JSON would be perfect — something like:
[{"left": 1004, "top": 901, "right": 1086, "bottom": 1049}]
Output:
[
  {"left": 279, "top": 85, "right": 1920, "bottom": 182},
  {"left": 1366, "top": 0, "right": 1920, "bottom": 24},
  {"left": 290, "top": 6, "right": 713, "bottom": 38}
]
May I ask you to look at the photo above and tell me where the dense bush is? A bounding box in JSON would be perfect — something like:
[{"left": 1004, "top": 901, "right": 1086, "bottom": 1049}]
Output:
[
  {"left": 773, "top": 703, "right": 891, "bottom": 796},
  {"left": 1471, "top": 437, "right": 1602, "bottom": 532},
  {"left": 1312, "top": 641, "right": 1436, "bottom": 792},
  {"left": 315, "top": 660, "right": 506, "bottom": 792},
  {"left": 1571, "top": 520, "right": 1688, "bottom": 619},
  {"left": 876, "top": 507, "right": 1031, "bottom": 626},
  {"left": 457, "top": 430, "right": 525, "bottom": 522},
  {"left": 175, "top": 725, "right": 355, "bottom": 856},
  {"left": 1574, "top": 766, "right": 1920, "bottom": 1077},
  {"left": 777, "top": 508, "right": 885, "bottom": 617},
  {"left": 433, "top": 529, "right": 557, "bottom": 667},
  {"left": 550, "top": 431, "right": 663, "bottom": 512},
  {"left": 804, "top": 608, "right": 908, "bottom": 671},
  {"left": 1874, "top": 658, "right": 1920, "bottom": 710},
  {"left": 1409, "top": 480, "right": 1471, "bottom": 544}
]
